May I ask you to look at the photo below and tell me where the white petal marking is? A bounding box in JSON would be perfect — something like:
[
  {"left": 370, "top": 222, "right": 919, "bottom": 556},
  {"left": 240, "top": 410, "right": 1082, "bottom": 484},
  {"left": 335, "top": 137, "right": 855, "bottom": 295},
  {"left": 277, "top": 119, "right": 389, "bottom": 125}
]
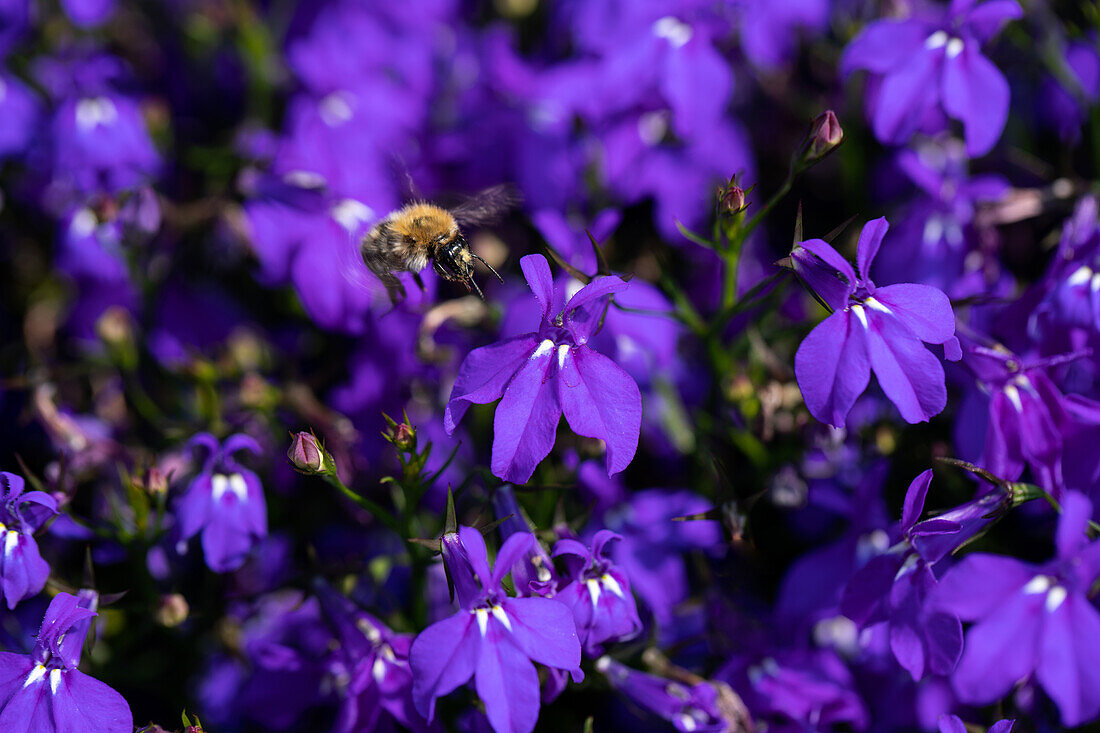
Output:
[
  {"left": 491, "top": 605, "right": 512, "bottom": 632},
  {"left": 23, "top": 664, "right": 46, "bottom": 688}
]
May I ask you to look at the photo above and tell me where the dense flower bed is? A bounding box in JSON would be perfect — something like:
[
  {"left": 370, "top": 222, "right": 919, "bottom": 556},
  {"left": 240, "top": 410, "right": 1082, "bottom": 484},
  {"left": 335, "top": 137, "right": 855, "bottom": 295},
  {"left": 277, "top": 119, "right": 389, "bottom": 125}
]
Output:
[{"left": 0, "top": 0, "right": 1097, "bottom": 731}]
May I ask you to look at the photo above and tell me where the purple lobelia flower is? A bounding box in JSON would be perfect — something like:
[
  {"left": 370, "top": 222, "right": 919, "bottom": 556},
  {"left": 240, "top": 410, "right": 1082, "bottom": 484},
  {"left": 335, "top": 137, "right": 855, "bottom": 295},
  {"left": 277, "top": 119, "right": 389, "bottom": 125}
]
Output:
[
  {"left": 0, "top": 72, "right": 40, "bottom": 159},
  {"left": 793, "top": 217, "right": 961, "bottom": 427},
  {"left": 409, "top": 526, "right": 582, "bottom": 733},
  {"left": 596, "top": 656, "right": 733, "bottom": 733},
  {"left": 841, "top": 0, "right": 1022, "bottom": 156},
  {"left": 175, "top": 433, "right": 268, "bottom": 573},
  {"left": 314, "top": 579, "right": 431, "bottom": 733},
  {"left": 59, "top": 0, "right": 114, "bottom": 27},
  {"left": 445, "top": 254, "right": 641, "bottom": 484},
  {"left": 0, "top": 471, "right": 57, "bottom": 610},
  {"left": 954, "top": 342, "right": 1100, "bottom": 494},
  {"left": 52, "top": 92, "right": 160, "bottom": 195},
  {"left": 935, "top": 491, "right": 1100, "bottom": 726},
  {"left": 0, "top": 592, "right": 132, "bottom": 732},
  {"left": 841, "top": 471, "right": 964, "bottom": 681},
  {"left": 551, "top": 530, "right": 641, "bottom": 656}
]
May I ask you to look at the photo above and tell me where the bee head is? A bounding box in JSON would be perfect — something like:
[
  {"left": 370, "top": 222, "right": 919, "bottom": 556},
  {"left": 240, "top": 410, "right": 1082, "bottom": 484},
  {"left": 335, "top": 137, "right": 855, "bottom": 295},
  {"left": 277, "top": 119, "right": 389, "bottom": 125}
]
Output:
[{"left": 432, "top": 234, "right": 503, "bottom": 299}]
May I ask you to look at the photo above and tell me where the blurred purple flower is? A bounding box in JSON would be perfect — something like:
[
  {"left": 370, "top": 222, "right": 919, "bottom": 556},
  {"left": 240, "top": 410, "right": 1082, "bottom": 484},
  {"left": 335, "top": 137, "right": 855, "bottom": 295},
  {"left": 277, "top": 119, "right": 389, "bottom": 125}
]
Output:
[
  {"left": 874, "top": 139, "right": 1010, "bottom": 295},
  {"left": 52, "top": 93, "right": 159, "bottom": 195},
  {"left": 410, "top": 526, "right": 582, "bottom": 733},
  {"left": 940, "top": 714, "right": 1014, "bottom": 733},
  {"left": 60, "top": 0, "right": 115, "bottom": 27},
  {"left": 601, "top": 488, "right": 722, "bottom": 628},
  {"left": 1039, "top": 40, "right": 1100, "bottom": 142},
  {"left": 445, "top": 254, "right": 641, "bottom": 484},
  {"left": 717, "top": 648, "right": 870, "bottom": 731},
  {"left": 314, "top": 579, "right": 432, "bottom": 733},
  {"left": 0, "top": 592, "right": 132, "bottom": 732},
  {"left": 0, "top": 72, "right": 40, "bottom": 158},
  {"left": 840, "top": 471, "right": 964, "bottom": 681},
  {"left": 0, "top": 472, "right": 57, "bottom": 610},
  {"left": 597, "top": 656, "right": 729, "bottom": 733},
  {"left": 176, "top": 433, "right": 268, "bottom": 573},
  {"left": 954, "top": 343, "right": 1100, "bottom": 494},
  {"left": 794, "top": 217, "right": 961, "bottom": 427},
  {"left": 842, "top": 0, "right": 1022, "bottom": 156},
  {"left": 737, "top": 0, "right": 829, "bottom": 69},
  {"left": 935, "top": 491, "right": 1100, "bottom": 726},
  {"left": 552, "top": 530, "right": 642, "bottom": 655}
]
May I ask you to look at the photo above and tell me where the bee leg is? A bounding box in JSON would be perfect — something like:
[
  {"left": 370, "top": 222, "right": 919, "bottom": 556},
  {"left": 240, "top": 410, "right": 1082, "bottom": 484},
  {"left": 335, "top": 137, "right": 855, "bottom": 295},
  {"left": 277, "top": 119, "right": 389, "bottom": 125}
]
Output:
[
  {"left": 468, "top": 277, "right": 485, "bottom": 300},
  {"left": 471, "top": 253, "right": 504, "bottom": 283},
  {"left": 379, "top": 272, "right": 407, "bottom": 306},
  {"left": 411, "top": 271, "right": 426, "bottom": 292}
]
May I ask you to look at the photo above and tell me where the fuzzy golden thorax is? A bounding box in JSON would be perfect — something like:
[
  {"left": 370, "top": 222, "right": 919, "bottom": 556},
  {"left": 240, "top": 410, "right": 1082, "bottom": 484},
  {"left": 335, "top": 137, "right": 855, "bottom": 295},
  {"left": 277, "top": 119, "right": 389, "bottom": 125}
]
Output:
[{"left": 388, "top": 203, "right": 459, "bottom": 245}]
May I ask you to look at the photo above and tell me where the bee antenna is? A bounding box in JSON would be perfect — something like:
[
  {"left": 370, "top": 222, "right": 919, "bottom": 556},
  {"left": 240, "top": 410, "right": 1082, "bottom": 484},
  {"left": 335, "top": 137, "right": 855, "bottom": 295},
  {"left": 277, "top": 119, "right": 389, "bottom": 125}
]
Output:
[
  {"left": 468, "top": 277, "right": 486, "bottom": 300},
  {"left": 472, "top": 253, "right": 504, "bottom": 283}
]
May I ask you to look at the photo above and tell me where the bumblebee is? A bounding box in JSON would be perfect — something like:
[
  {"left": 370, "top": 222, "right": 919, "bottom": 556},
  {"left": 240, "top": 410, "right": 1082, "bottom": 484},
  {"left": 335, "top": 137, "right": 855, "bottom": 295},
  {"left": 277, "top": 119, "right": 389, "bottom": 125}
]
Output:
[{"left": 360, "top": 185, "right": 515, "bottom": 304}]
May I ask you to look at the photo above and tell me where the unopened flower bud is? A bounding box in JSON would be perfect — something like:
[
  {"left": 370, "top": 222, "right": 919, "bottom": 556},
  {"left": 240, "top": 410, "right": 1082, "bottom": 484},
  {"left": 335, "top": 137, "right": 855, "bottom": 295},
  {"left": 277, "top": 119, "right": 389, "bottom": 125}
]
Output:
[
  {"left": 383, "top": 413, "right": 417, "bottom": 453},
  {"left": 805, "top": 110, "right": 844, "bottom": 161},
  {"left": 143, "top": 467, "right": 169, "bottom": 496},
  {"left": 287, "top": 431, "right": 326, "bottom": 474},
  {"left": 715, "top": 174, "right": 751, "bottom": 215},
  {"left": 155, "top": 593, "right": 189, "bottom": 627}
]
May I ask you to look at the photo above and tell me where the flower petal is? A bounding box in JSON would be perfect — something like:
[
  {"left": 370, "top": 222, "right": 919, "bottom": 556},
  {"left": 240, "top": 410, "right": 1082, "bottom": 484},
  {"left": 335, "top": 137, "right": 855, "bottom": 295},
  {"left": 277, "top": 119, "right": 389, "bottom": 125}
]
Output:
[
  {"left": 1036, "top": 592, "right": 1100, "bottom": 726},
  {"left": 952, "top": 592, "right": 1043, "bottom": 704},
  {"left": 475, "top": 626, "right": 541, "bottom": 733},
  {"left": 942, "top": 41, "right": 1010, "bottom": 157},
  {"left": 840, "top": 19, "right": 928, "bottom": 75},
  {"left": 962, "top": 0, "right": 1023, "bottom": 44},
  {"left": 794, "top": 310, "right": 870, "bottom": 428},
  {"left": 445, "top": 336, "right": 538, "bottom": 434},
  {"left": 491, "top": 532, "right": 536, "bottom": 587},
  {"left": 459, "top": 525, "right": 493, "bottom": 592},
  {"left": 792, "top": 238, "right": 857, "bottom": 311},
  {"left": 868, "top": 282, "right": 956, "bottom": 344},
  {"left": 856, "top": 216, "right": 889, "bottom": 285},
  {"left": 563, "top": 276, "right": 629, "bottom": 345},
  {"left": 491, "top": 350, "right": 562, "bottom": 484},
  {"left": 410, "top": 611, "right": 479, "bottom": 721},
  {"left": 520, "top": 254, "right": 554, "bottom": 322},
  {"left": 49, "top": 669, "right": 134, "bottom": 733},
  {"left": 502, "top": 596, "right": 582, "bottom": 677},
  {"left": 864, "top": 312, "right": 947, "bottom": 423},
  {"left": 934, "top": 554, "right": 1033, "bottom": 620},
  {"left": 872, "top": 48, "right": 942, "bottom": 146},
  {"left": 901, "top": 470, "right": 934, "bottom": 532},
  {"left": 558, "top": 348, "right": 641, "bottom": 476}
]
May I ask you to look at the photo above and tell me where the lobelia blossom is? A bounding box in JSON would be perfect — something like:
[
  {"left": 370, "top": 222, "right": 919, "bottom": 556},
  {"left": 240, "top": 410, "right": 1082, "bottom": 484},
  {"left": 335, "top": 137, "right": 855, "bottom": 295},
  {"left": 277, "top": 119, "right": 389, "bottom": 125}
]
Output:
[
  {"left": 0, "top": 471, "right": 57, "bottom": 610},
  {"left": 840, "top": 471, "right": 963, "bottom": 681},
  {"left": 409, "top": 526, "right": 582, "bottom": 733},
  {"left": 175, "top": 433, "right": 268, "bottom": 573},
  {"left": 313, "top": 579, "right": 431, "bottom": 733},
  {"left": 934, "top": 491, "right": 1100, "bottom": 726},
  {"left": 953, "top": 342, "right": 1100, "bottom": 494},
  {"left": 841, "top": 0, "right": 1022, "bottom": 156},
  {"left": 596, "top": 656, "right": 735, "bottom": 733},
  {"left": 0, "top": 592, "right": 133, "bottom": 732},
  {"left": 551, "top": 530, "right": 642, "bottom": 656},
  {"left": 445, "top": 254, "right": 641, "bottom": 484},
  {"left": 793, "top": 217, "right": 961, "bottom": 428}
]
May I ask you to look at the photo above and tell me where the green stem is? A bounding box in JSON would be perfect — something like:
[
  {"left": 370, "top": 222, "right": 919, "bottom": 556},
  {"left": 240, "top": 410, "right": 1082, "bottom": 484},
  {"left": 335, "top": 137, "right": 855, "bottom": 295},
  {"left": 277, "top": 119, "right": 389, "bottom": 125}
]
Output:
[{"left": 322, "top": 473, "right": 403, "bottom": 535}]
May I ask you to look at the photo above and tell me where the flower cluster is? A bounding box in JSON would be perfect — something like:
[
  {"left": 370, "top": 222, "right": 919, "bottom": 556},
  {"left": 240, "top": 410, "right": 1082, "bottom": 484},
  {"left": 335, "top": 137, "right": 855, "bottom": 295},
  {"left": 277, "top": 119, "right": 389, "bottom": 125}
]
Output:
[{"left": 2, "top": 0, "right": 1100, "bottom": 732}]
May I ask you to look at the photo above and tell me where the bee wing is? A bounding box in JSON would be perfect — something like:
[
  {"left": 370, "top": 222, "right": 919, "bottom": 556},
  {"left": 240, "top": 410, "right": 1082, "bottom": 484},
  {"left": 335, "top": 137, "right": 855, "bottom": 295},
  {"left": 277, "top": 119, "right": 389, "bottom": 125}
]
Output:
[
  {"left": 335, "top": 209, "right": 385, "bottom": 296},
  {"left": 451, "top": 184, "right": 522, "bottom": 228}
]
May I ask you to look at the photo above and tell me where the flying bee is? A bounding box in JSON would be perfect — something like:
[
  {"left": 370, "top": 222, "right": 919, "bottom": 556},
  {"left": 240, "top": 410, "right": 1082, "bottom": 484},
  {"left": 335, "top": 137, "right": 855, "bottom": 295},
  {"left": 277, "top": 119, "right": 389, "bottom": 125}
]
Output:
[{"left": 359, "top": 184, "right": 517, "bottom": 304}]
